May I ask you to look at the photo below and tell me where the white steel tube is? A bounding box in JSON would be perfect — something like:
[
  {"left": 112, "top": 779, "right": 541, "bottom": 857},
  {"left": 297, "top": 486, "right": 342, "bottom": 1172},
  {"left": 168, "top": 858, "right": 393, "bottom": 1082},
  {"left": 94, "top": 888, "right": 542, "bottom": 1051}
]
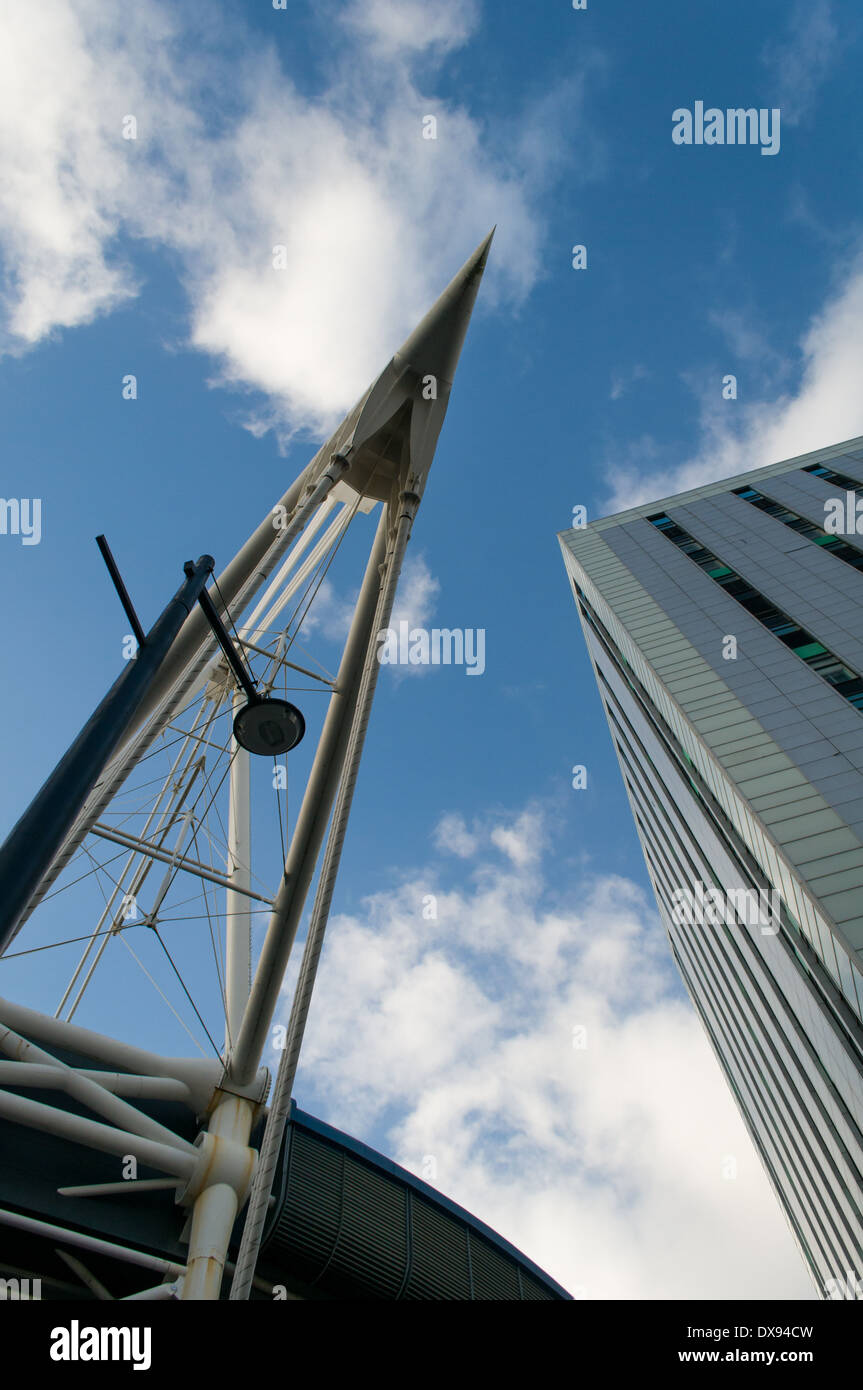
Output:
[
  {"left": 0, "top": 1028, "right": 195, "bottom": 1153},
  {"left": 54, "top": 701, "right": 212, "bottom": 1016},
  {"left": 122, "top": 1281, "right": 181, "bottom": 1300},
  {"left": 241, "top": 506, "right": 353, "bottom": 649},
  {"left": 58, "top": 1180, "right": 178, "bottom": 1197},
  {"left": 240, "top": 495, "right": 340, "bottom": 639},
  {"left": 227, "top": 508, "right": 390, "bottom": 1087},
  {"left": 0, "top": 996, "right": 263, "bottom": 1113},
  {"left": 16, "top": 452, "right": 341, "bottom": 930},
  {"left": 0, "top": 1206, "right": 186, "bottom": 1278},
  {"left": 230, "top": 493, "right": 419, "bottom": 1299},
  {"left": 225, "top": 692, "right": 252, "bottom": 1053},
  {"left": 0, "top": 1063, "right": 189, "bottom": 1103},
  {"left": 0, "top": 1090, "right": 197, "bottom": 1179},
  {"left": 180, "top": 1092, "right": 255, "bottom": 1300},
  {"left": 55, "top": 1249, "right": 113, "bottom": 1300},
  {"left": 64, "top": 804, "right": 201, "bottom": 1024}
]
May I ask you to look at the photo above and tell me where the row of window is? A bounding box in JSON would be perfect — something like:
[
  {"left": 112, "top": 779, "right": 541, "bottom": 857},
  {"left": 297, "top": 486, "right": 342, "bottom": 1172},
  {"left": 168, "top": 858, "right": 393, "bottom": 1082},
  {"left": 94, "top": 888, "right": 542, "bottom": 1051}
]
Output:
[
  {"left": 602, "top": 657, "right": 863, "bottom": 1072},
  {"left": 624, "top": 792, "right": 863, "bottom": 1281},
  {"left": 573, "top": 574, "right": 863, "bottom": 1028},
  {"left": 573, "top": 550, "right": 863, "bottom": 1276},
  {"left": 804, "top": 462, "right": 863, "bottom": 491},
  {"left": 732, "top": 484, "right": 863, "bottom": 572},
  {"left": 592, "top": 614, "right": 863, "bottom": 1134},
  {"left": 647, "top": 513, "right": 863, "bottom": 710}
]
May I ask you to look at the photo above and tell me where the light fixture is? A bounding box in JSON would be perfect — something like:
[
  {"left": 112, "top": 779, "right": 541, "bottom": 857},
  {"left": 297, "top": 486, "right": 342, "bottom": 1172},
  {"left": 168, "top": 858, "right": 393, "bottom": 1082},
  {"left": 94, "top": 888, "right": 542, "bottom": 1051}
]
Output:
[{"left": 233, "top": 696, "right": 305, "bottom": 756}]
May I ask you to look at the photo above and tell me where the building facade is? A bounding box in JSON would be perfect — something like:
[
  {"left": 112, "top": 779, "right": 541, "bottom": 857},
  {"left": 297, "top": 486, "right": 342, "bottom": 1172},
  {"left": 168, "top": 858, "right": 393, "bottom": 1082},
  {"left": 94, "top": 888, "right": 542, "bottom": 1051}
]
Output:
[{"left": 559, "top": 437, "right": 863, "bottom": 1299}]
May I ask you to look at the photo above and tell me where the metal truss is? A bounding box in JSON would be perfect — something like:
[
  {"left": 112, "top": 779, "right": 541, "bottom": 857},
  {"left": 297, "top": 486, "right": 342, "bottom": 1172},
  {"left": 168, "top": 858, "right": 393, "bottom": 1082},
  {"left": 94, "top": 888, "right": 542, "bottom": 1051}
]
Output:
[{"left": 0, "top": 232, "right": 493, "bottom": 1301}]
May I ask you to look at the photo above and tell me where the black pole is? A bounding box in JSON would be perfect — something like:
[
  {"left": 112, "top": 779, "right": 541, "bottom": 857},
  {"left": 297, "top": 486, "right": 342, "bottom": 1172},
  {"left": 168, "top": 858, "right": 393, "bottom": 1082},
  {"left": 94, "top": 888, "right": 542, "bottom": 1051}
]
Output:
[
  {"left": 0, "top": 554, "right": 216, "bottom": 956},
  {"left": 196, "top": 587, "right": 259, "bottom": 703},
  {"left": 96, "top": 535, "right": 147, "bottom": 650}
]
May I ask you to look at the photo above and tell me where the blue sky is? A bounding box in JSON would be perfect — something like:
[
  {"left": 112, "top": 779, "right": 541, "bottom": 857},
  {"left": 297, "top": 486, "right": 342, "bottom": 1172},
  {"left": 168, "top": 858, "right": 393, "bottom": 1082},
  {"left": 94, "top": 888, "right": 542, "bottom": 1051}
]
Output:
[{"left": 2, "top": 0, "right": 862, "bottom": 1298}]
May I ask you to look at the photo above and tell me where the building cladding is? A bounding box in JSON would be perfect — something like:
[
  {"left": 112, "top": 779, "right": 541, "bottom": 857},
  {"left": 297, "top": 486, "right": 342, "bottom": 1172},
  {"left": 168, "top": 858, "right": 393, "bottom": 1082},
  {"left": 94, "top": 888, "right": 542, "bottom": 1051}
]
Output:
[{"left": 559, "top": 435, "right": 863, "bottom": 1299}]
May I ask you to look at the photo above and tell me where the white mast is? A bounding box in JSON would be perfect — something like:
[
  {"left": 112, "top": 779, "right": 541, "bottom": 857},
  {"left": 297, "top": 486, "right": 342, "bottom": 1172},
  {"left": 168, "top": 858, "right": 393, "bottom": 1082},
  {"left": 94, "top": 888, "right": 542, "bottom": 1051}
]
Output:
[
  {"left": 0, "top": 231, "right": 494, "bottom": 1301},
  {"left": 224, "top": 693, "right": 252, "bottom": 1053}
]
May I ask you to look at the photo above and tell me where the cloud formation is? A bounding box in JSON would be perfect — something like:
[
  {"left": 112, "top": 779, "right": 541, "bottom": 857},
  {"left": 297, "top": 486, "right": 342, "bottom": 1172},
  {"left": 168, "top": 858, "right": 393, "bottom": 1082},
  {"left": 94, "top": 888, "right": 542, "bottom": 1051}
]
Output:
[
  {"left": 762, "top": 0, "right": 840, "bottom": 126},
  {"left": 597, "top": 0, "right": 855, "bottom": 517},
  {"left": 342, "top": 0, "right": 481, "bottom": 57},
  {"left": 291, "top": 802, "right": 814, "bottom": 1299},
  {"left": 605, "top": 253, "right": 863, "bottom": 512},
  {"left": 0, "top": 0, "right": 563, "bottom": 440}
]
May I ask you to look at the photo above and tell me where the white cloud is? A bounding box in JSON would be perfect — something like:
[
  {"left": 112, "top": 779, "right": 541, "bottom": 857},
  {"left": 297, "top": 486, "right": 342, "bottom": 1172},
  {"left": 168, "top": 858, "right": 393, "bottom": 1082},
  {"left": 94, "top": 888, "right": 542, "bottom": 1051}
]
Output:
[
  {"left": 387, "top": 552, "right": 440, "bottom": 635},
  {"left": 489, "top": 807, "right": 545, "bottom": 868},
  {"left": 342, "top": 0, "right": 480, "bottom": 58},
  {"left": 296, "top": 575, "right": 359, "bottom": 645},
  {"left": 707, "top": 307, "right": 788, "bottom": 375},
  {"left": 433, "top": 805, "right": 545, "bottom": 867},
  {"left": 0, "top": 0, "right": 569, "bottom": 440},
  {"left": 433, "top": 812, "right": 479, "bottom": 858},
  {"left": 0, "top": 0, "right": 143, "bottom": 343},
  {"left": 609, "top": 363, "right": 649, "bottom": 401},
  {"left": 762, "top": 0, "right": 839, "bottom": 126},
  {"left": 379, "top": 552, "right": 441, "bottom": 679},
  {"left": 604, "top": 253, "right": 863, "bottom": 511},
  {"left": 291, "top": 802, "right": 814, "bottom": 1299},
  {"left": 298, "top": 550, "right": 440, "bottom": 666}
]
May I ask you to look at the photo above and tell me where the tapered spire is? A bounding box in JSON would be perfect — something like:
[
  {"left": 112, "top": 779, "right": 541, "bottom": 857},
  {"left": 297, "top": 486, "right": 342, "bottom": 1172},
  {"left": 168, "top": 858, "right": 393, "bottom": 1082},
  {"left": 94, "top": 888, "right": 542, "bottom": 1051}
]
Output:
[
  {"left": 33, "top": 231, "right": 494, "bottom": 820},
  {"left": 394, "top": 227, "right": 495, "bottom": 387},
  {"left": 339, "top": 228, "right": 495, "bottom": 500}
]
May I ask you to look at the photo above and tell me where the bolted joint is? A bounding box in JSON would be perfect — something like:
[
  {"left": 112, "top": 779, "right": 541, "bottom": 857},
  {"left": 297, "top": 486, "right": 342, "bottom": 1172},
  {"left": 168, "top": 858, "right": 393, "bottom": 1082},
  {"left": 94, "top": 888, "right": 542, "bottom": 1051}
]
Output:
[
  {"left": 395, "top": 490, "right": 421, "bottom": 532},
  {"left": 211, "top": 1066, "right": 270, "bottom": 1114},
  {"left": 324, "top": 451, "right": 351, "bottom": 484},
  {"left": 176, "top": 1128, "right": 257, "bottom": 1210}
]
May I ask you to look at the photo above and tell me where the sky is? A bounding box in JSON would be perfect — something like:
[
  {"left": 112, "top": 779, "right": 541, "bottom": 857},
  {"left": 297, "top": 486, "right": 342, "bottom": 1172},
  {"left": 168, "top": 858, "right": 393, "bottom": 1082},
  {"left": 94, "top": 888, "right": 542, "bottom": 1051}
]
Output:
[{"left": 2, "top": 0, "right": 862, "bottom": 1300}]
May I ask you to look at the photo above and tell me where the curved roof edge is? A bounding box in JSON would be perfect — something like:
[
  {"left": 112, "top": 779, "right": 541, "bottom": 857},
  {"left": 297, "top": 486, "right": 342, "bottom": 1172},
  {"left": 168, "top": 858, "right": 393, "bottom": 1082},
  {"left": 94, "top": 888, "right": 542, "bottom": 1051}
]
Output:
[{"left": 290, "top": 1102, "right": 572, "bottom": 1300}]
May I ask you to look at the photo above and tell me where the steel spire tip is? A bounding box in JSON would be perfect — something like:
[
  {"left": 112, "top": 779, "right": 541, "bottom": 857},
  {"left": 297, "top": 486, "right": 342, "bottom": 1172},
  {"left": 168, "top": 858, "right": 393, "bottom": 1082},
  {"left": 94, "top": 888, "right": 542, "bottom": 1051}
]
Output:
[{"left": 393, "top": 229, "right": 495, "bottom": 388}]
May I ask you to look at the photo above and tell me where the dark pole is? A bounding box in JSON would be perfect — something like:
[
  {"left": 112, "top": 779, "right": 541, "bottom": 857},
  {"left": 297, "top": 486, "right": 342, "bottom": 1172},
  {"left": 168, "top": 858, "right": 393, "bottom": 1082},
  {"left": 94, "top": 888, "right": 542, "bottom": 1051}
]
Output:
[
  {"left": 196, "top": 587, "right": 258, "bottom": 703},
  {"left": 0, "top": 554, "right": 216, "bottom": 956},
  {"left": 96, "top": 534, "right": 147, "bottom": 651}
]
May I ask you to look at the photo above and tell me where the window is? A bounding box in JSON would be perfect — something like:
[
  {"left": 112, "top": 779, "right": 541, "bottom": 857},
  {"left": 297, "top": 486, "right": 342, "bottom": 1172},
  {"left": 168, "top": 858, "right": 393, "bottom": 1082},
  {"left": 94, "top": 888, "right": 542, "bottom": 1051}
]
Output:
[
  {"left": 647, "top": 513, "right": 863, "bottom": 712},
  {"left": 732, "top": 481, "right": 863, "bottom": 573}
]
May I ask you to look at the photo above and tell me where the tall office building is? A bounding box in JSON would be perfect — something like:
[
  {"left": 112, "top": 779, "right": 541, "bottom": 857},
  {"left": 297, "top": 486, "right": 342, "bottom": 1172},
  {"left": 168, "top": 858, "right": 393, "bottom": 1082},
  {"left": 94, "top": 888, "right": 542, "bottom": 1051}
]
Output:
[{"left": 559, "top": 437, "right": 863, "bottom": 1299}]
